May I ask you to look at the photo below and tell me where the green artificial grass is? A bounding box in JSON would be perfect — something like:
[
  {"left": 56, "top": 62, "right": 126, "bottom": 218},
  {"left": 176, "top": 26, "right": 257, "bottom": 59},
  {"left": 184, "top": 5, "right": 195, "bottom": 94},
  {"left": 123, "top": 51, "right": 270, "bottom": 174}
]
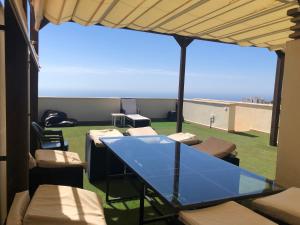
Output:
[{"left": 60, "top": 121, "right": 277, "bottom": 225}]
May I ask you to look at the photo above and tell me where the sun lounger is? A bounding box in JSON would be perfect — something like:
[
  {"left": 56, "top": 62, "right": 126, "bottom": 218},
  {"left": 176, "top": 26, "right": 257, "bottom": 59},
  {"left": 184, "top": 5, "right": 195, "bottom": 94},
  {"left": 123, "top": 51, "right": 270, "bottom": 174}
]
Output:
[
  {"left": 7, "top": 185, "right": 107, "bottom": 225},
  {"left": 179, "top": 201, "right": 277, "bottom": 225},
  {"left": 29, "top": 150, "right": 85, "bottom": 195},
  {"left": 120, "top": 98, "right": 151, "bottom": 127},
  {"left": 252, "top": 187, "right": 300, "bottom": 225},
  {"left": 86, "top": 129, "right": 124, "bottom": 181},
  {"left": 126, "top": 126, "right": 158, "bottom": 136},
  {"left": 191, "top": 137, "right": 239, "bottom": 166},
  {"left": 167, "top": 132, "right": 201, "bottom": 145}
]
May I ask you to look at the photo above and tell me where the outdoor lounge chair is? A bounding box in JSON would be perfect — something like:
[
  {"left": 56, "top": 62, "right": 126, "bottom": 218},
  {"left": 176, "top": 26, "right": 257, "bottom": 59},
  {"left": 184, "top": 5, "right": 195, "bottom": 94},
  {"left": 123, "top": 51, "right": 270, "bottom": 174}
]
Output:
[
  {"left": 121, "top": 98, "right": 151, "bottom": 127},
  {"left": 29, "top": 150, "right": 85, "bottom": 195},
  {"left": 6, "top": 185, "right": 107, "bottom": 225},
  {"left": 31, "top": 121, "right": 68, "bottom": 151},
  {"left": 191, "top": 137, "right": 240, "bottom": 166},
  {"left": 179, "top": 201, "right": 277, "bottom": 225},
  {"left": 86, "top": 129, "right": 124, "bottom": 181},
  {"left": 126, "top": 126, "right": 201, "bottom": 145},
  {"left": 251, "top": 187, "right": 300, "bottom": 225}
]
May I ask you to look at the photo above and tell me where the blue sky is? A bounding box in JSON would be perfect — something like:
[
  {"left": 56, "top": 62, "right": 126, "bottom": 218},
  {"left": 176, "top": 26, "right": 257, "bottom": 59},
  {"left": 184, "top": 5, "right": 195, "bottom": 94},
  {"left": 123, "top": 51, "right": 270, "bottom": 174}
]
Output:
[{"left": 39, "top": 22, "right": 277, "bottom": 101}]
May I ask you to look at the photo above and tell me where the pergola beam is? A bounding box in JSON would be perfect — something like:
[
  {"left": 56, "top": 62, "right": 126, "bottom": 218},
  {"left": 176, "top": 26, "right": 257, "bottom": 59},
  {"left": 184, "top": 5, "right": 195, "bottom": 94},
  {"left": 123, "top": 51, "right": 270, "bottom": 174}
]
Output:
[
  {"left": 270, "top": 51, "right": 285, "bottom": 146},
  {"left": 174, "top": 35, "right": 193, "bottom": 133},
  {"left": 30, "top": 3, "right": 39, "bottom": 154},
  {"left": 4, "top": 0, "right": 29, "bottom": 207}
]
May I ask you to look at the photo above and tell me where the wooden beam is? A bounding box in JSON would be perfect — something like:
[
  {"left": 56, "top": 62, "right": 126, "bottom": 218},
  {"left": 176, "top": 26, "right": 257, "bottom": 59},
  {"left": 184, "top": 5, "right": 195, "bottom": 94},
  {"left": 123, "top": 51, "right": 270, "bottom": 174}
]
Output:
[
  {"left": 30, "top": 4, "right": 39, "bottom": 154},
  {"left": 270, "top": 51, "right": 285, "bottom": 146},
  {"left": 4, "top": 0, "right": 29, "bottom": 207},
  {"left": 174, "top": 35, "right": 193, "bottom": 133}
]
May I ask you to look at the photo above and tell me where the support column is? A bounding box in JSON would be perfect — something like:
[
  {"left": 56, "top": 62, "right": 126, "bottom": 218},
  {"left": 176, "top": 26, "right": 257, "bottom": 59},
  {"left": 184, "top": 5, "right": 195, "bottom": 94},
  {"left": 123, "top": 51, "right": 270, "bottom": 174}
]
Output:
[
  {"left": 276, "top": 6, "right": 300, "bottom": 187},
  {"left": 174, "top": 36, "right": 193, "bottom": 133},
  {"left": 269, "top": 51, "right": 285, "bottom": 146},
  {"left": 30, "top": 5, "right": 39, "bottom": 154},
  {"left": 4, "top": 0, "right": 29, "bottom": 206}
]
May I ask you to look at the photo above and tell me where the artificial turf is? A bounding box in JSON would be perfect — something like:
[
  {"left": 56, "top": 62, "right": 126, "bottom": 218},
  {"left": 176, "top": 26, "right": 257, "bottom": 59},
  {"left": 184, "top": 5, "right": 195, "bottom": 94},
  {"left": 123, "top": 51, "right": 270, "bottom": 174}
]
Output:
[{"left": 60, "top": 121, "right": 277, "bottom": 225}]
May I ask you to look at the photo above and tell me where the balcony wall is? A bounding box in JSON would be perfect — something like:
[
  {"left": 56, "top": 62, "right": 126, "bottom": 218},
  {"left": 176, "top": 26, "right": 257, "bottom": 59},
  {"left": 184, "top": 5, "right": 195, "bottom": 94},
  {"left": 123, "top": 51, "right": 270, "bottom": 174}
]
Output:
[
  {"left": 183, "top": 99, "right": 272, "bottom": 133},
  {"left": 38, "top": 97, "right": 176, "bottom": 122}
]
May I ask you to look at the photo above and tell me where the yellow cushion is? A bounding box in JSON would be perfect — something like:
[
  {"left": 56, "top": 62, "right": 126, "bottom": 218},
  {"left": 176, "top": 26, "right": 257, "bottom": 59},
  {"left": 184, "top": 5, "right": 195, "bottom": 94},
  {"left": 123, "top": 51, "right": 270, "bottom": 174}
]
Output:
[
  {"left": 127, "top": 126, "right": 158, "bottom": 136},
  {"left": 179, "top": 201, "right": 277, "bottom": 225},
  {"left": 89, "top": 129, "right": 123, "bottom": 147},
  {"left": 28, "top": 152, "right": 37, "bottom": 169},
  {"left": 6, "top": 191, "right": 30, "bottom": 225},
  {"left": 252, "top": 187, "right": 300, "bottom": 225},
  {"left": 23, "top": 185, "right": 107, "bottom": 225},
  {"left": 168, "top": 132, "right": 200, "bottom": 145},
  {"left": 35, "top": 150, "right": 85, "bottom": 168}
]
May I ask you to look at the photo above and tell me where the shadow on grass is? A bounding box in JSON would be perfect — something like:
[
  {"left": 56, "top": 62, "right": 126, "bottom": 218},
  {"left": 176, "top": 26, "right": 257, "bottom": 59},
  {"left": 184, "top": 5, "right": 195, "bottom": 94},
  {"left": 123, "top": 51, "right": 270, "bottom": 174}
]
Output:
[{"left": 230, "top": 131, "right": 258, "bottom": 138}]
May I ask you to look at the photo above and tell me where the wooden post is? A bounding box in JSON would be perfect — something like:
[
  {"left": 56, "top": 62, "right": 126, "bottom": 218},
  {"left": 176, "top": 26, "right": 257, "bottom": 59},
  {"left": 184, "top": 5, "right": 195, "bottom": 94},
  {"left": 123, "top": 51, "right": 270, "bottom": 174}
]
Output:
[
  {"left": 4, "top": 0, "right": 29, "bottom": 207},
  {"left": 269, "top": 51, "right": 285, "bottom": 146},
  {"left": 30, "top": 4, "right": 39, "bottom": 154},
  {"left": 174, "top": 36, "right": 193, "bottom": 133}
]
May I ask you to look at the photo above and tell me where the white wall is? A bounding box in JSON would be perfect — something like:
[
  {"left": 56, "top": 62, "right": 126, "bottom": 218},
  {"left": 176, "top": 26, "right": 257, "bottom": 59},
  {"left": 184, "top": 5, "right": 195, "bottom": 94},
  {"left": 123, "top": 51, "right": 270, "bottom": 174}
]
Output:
[
  {"left": 38, "top": 97, "right": 176, "bottom": 122},
  {"left": 183, "top": 99, "right": 273, "bottom": 133},
  {"left": 183, "top": 99, "right": 231, "bottom": 131}
]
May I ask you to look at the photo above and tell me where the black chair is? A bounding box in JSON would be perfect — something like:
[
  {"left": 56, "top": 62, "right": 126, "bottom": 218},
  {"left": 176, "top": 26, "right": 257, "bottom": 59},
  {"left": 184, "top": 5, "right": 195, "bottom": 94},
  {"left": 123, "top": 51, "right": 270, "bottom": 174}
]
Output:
[{"left": 31, "top": 122, "right": 68, "bottom": 151}]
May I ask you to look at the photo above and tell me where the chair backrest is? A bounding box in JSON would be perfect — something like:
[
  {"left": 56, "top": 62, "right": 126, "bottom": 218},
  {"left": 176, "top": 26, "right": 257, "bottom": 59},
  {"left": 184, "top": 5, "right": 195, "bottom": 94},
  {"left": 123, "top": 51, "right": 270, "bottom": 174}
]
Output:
[
  {"left": 31, "top": 122, "right": 44, "bottom": 140},
  {"left": 121, "top": 98, "right": 137, "bottom": 114}
]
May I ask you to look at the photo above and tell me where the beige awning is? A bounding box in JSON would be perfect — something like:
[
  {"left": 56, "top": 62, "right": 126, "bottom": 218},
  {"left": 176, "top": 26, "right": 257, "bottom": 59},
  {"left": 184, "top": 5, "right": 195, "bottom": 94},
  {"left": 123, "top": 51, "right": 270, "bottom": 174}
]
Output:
[{"left": 31, "top": 0, "right": 299, "bottom": 50}]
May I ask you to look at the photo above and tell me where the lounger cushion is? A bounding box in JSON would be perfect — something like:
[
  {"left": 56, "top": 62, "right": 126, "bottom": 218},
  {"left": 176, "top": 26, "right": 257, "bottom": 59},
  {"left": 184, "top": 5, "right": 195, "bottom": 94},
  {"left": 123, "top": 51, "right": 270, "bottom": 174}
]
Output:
[
  {"left": 89, "top": 129, "right": 123, "bottom": 147},
  {"left": 168, "top": 132, "right": 200, "bottom": 145},
  {"left": 6, "top": 191, "right": 30, "bottom": 225},
  {"left": 179, "top": 201, "right": 277, "bottom": 225},
  {"left": 252, "top": 187, "right": 300, "bottom": 225},
  {"left": 127, "top": 126, "right": 158, "bottom": 136},
  {"left": 35, "top": 150, "right": 85, "bottom": 168},
  {"left": 23, "top": 185, "right": 107, "bottom": 225},
  {"left": 192, "top": 137, "right": 236, "bottom": 158},
  {"left": 126, "top": 114, "right": 150, "bottom": 120},
  {"left": 28, "top": 153, "right": 37, "bottom": 169}
]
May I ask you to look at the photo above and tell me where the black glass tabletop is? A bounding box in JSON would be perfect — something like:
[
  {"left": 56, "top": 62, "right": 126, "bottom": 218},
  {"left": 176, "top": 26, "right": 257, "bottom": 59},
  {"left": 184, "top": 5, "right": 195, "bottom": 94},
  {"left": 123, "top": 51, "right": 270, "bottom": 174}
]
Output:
[{"left": 101, "top": 135, "right": 282, "bottom": 209}]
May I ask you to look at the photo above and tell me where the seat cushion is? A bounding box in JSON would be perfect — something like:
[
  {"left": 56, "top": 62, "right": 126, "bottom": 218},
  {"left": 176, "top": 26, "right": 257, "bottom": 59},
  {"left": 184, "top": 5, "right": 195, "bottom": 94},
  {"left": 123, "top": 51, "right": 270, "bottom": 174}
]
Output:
[
  {"left": 29, "top": 152, "right": 37, "bottom": 169},
  {"left": 41, "top": 140, "right": 69, "bottom": 150},
  {"left": 89, "top": 129, "right": 123, "bottom": 147},
  {"left": 252, "top": 187, "right": 300, "bottom": 225},
  {"left": 125, "top": 114, "right": 150, "bottom": 120},
  {"left": 35, "top": 150, "right": 85, "bottom": 168},
  {"left": 127, "top": 126, "right": 158, "bottom": 136},
  {"left": 192, "top": 137, "right": 236, "bottom": 158},
  {"left": 168, "top": 132, "right": 200, "bottom": 145},
  {"left": 179, "top": 201, "right": 277, "bottom": 225},
  {"left": 6, "top": 191, "right": 30, "bottom": 225},
  {"left": 23, "top": 185, "right": 107, "bottom": 225}
]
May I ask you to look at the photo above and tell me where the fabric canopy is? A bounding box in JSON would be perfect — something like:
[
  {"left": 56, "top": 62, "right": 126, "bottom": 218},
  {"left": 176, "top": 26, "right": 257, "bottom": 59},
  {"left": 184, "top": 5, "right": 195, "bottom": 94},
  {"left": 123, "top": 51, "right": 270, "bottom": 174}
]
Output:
[{"left": 31, "top": 0, "right": 299, "bottom": 50}]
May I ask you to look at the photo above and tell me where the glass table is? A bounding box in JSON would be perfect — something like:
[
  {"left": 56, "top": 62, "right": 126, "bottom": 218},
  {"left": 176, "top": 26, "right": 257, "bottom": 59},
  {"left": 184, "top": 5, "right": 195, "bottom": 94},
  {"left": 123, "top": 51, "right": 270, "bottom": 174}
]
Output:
[{"left": 101, "top": 135, "right": 282, "bottom": 225}]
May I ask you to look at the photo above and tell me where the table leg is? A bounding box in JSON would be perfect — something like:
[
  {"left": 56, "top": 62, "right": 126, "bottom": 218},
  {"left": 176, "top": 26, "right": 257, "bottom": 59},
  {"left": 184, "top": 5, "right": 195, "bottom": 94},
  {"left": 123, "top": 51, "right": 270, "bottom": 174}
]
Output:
[
  {"left": 105, "top": 150, "right": 111, "bottom": 203},
  {"left": 139, "top": 183, "right": 145, "bottom": 225}
]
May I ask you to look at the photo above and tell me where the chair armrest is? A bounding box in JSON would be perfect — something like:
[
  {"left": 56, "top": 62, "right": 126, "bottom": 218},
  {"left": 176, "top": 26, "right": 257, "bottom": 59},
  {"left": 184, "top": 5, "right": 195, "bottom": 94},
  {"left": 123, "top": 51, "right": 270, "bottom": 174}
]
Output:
[{"left": 44, "top": 130, "right": 63, "bottom": 136}]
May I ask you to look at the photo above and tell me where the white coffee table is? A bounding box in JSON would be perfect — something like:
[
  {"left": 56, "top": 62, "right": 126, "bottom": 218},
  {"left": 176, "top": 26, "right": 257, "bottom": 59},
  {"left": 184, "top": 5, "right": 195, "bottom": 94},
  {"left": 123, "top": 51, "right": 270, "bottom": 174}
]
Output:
[{"left": 111, "top": 113, "right": 125, "bottom": 127}]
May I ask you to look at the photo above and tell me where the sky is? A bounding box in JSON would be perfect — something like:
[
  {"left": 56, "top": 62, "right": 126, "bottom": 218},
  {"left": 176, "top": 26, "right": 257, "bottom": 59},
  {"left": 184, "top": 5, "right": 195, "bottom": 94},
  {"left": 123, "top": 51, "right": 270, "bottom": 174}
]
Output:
[{"left": 39, "top": 22, "right": 277, "bottom": 101}]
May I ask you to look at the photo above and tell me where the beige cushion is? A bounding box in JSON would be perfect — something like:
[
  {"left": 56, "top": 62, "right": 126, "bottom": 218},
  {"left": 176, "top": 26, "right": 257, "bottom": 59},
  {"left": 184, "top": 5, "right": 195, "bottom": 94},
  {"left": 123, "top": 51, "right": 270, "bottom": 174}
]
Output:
[
  {"left": 23, "top": 185, "right": 107, "bottom": 225},
  {"left": 179, "top": 201, "right": 277, "bottom": 225},
  {"left": 168, "top": 132, "right": 200, "bottom": 145},
  {"left": 127, "top": 126, "right": 158, "bottom": 136},
  {"left": 192, "top": 137, "right": 236, "bottom": 158},
  {"left": 28, "top": 152, "right": 37, "bottom": 169},
  {"left": 252, "top": 187, "right": 300, "bottom": 225},
  {"left": 7, "top": 191, "right": 30, "bottom": 225},
  {"left": 89, "top": 129, "right": 123, "bottom": 147},
  {"left": 125, "top": 114, "right": 149, "bottom": 120},
  {"left": 35, "top": 150, "right": 85, "bottom": 168}
]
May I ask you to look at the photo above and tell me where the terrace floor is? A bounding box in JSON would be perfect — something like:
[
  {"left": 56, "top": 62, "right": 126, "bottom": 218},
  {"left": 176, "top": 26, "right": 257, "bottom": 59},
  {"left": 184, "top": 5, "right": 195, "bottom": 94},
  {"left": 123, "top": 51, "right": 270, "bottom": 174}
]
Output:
[{"left": 60, "top": 121, "right": 277, "bottom": 225}]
